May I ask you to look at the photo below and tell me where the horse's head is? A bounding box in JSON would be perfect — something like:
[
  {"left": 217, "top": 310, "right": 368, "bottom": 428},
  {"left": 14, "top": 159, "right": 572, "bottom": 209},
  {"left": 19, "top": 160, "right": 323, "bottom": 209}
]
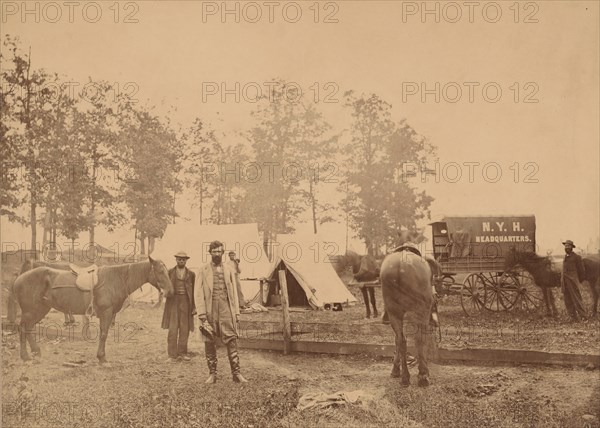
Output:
[
  {"left": 148, "top": 256, "right": 174, "bottom": 297},
  {"left": 340, "top": 250, "right": 363, "bottom": 275},
  {"left": 504, "top": 246, "right": 519, "bottom": 271},
  {"left": 504, "top": 247, "right": 546, "bottom": 272}
]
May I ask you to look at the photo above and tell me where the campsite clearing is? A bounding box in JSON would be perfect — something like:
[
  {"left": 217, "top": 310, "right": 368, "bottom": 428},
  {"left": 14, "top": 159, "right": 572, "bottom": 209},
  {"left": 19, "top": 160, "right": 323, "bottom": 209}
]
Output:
[{"left": 2, "top": 307, "right": 599, "bottom": 428}]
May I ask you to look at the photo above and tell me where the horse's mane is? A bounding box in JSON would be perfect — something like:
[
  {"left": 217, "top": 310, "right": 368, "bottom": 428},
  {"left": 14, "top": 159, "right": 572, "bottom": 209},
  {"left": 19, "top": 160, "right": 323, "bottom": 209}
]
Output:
[
  {"left": 97, "top": 261, "right": 154, "bottom": 293},
  {"left": 514, "top": 250, "right": 550, "bottom": 264},
  {"left": 20, "top": 260, "right": 71, "bottom": 275}
]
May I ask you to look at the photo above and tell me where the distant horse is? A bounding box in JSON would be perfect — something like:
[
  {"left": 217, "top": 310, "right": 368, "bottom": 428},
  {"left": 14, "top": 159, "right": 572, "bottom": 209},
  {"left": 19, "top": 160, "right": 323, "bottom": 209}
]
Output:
[
  {"left": 505, "top": 249, "right": 600, "bottom": 317},
  {"left": 582, "top": 254, "right": 600, "bottom": 316},
  {"left": 13, "top": 257, "right": 173, "bottom": 363},
  {"left": 380, "top": 250, "right": 435, "bottom": 387},
  {"left": 342, "top": 250, "right": 381, "bottom": 318}
]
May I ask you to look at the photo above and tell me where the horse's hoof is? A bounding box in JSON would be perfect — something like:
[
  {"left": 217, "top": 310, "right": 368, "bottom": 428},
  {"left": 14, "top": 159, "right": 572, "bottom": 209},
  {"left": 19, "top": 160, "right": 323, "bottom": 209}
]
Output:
[
  {"left": 21, "top": 355, "right": 31, "bottom": 361},
  {"left": 31, "top": 351, "right": 41, "bottom": 358},
  {"left": 391, "top": 368, "right": 401, "bottom": 378},
  {"left": 401, "top": 378, "right": 410, "bottom": 387},
  {"left": 418, "top": 376, "right": 430, "bottom": 387}
]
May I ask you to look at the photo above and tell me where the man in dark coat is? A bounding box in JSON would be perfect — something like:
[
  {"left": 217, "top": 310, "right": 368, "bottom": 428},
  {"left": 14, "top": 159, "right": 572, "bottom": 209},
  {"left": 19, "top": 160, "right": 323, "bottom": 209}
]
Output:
[
  {"left": 561, "top": 240, "right": 586, "bottom": 321},
  {"left": 162, "top": 251, "right": 196, "bottom": 361}
]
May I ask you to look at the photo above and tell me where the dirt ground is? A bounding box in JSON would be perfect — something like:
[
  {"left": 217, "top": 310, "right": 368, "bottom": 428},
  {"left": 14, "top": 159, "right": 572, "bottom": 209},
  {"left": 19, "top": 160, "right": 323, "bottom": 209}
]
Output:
[
  {"left": 2, "top": 307, "right": 600, "bottom": 428},
  {"left": 245, "top": 282, "right": 600, "bottom": 354}
]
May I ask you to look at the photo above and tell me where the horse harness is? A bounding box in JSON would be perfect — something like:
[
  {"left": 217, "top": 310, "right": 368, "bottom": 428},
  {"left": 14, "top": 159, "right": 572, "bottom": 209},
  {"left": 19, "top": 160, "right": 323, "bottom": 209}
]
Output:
[{"left": 85, "top": 264, "right": 134, "bottom": 318}]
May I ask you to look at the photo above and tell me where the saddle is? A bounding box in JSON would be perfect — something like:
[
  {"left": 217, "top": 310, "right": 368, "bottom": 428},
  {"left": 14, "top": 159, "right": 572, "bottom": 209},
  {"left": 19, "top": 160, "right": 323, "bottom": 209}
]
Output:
[
  {"left": 69, "top": 264, "right": 99, "bottom": 291},
  {"left": 393, "top": 245, "right": 422, "bottom": 257}
]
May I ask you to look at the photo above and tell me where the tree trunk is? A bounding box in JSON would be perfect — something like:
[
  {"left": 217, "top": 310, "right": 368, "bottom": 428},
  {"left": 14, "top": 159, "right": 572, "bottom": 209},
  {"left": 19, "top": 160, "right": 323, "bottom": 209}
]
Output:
[
  {"left": 25, "top": 48, "right": 36, "bottom": 254},
  {"left": 172, "top": 189, "right": 177, "bottom": 224},
  {"left": 30, "top": 202, "right": 37, "bottom": 255},
  {"left": 89, "top": 155, "right": 97, "bottom": 262},
  {"left": 140, "top": 234, "right": 146, "bottom": 255},
  {"left": 310, "top": 178, "right": 317, "bottom": 234},
  {"left": 199, "top": 187, "right": 203, "bottom": 225},
  {"left": 148, "top": 236, "right": 155, "bottom": 255}
]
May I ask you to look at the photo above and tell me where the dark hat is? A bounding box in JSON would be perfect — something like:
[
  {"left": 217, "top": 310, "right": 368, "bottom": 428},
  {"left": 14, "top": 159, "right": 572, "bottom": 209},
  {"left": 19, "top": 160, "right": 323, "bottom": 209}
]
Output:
[
  {"left": 562, "top": 240, "right": 576, "bottom": 248},
  {"left": 174, "top": 251, "right": 190, "bottom": 259}
]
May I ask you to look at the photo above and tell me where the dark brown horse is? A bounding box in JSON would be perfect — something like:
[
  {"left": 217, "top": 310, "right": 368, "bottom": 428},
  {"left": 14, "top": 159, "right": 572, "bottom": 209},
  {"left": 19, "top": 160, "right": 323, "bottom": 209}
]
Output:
[
  {"left": 505, "top": 249, "right": 600, "bottom": 317},
  {"left": 13, "top": 257, "right": 173, "bottom": 363},
  {"left": 380, "top": 250, "right": 435, "bottom": 387},
  {"left": 10, "top": 260, "right": 88, "bottom": 326},
  {"left": 342, "top": 250, "right": 381, "bottom": 318}
]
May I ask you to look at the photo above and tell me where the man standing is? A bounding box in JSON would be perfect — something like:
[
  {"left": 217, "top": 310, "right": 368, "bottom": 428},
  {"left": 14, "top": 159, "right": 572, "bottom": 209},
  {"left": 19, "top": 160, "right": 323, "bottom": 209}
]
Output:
[
  {"left": 227, "top": 251, "right": 246, "bottom": 310},
  {"left": 162, "top": 251, "right": 196, "bottom": 361},
  {"left": 561, "top": 240, "right": 587, "bottom": 321},
  {"left": 195, "top": 241, "right": 248, "bottom": 383}
]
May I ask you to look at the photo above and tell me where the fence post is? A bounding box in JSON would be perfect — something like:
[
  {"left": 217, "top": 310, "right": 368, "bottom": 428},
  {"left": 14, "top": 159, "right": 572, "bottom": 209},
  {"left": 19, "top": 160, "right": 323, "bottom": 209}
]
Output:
[{"left": 278, "top": 269, "right": 292, "bottom": 355}]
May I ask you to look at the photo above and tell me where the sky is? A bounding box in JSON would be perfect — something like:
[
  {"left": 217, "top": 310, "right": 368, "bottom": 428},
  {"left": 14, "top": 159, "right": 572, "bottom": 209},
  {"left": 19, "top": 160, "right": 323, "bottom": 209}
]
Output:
[{"left": 1, "top": 1, "right": 599, "bottom": 255}]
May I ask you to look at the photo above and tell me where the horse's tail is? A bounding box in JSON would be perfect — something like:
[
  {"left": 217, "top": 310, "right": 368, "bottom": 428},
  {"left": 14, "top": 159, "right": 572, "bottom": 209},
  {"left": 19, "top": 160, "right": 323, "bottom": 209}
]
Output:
[{"left": 7, "top": 275, "right": 19, "bottom": 323}]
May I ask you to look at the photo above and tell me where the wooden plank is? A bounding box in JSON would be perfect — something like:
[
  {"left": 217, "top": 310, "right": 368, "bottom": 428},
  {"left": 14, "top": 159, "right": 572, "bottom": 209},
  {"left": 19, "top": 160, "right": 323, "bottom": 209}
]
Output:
[
  {"left": 237, "top": 338, "right": 600, "bottom": 367},
  {"left": 278, "top": 270, "right": 292, "bottom": 355}
]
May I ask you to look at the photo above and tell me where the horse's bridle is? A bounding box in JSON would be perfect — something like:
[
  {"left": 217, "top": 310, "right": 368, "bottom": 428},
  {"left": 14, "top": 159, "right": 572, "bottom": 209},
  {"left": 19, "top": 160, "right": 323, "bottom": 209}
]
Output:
[{"left": 147, "top": 260, "right": 168, "bottom": 292}]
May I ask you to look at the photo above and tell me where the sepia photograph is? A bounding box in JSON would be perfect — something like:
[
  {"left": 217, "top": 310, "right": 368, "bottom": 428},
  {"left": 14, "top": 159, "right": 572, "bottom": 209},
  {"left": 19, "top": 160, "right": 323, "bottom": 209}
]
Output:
[{"left": 1, "top": 1, "right": 599, "bottom": 426}]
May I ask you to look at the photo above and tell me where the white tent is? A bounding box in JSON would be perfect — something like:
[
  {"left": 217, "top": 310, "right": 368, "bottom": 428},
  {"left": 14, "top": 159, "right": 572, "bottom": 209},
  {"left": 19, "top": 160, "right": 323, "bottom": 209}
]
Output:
[
  {"left": 154, "top": 223, "right": 272, "bottom": 302},
  {"left": 128, "top": 282, "right": 161, "bottom": 306},
  {"left": 265, "top": 234, "right": 357, "bottom": 309}
]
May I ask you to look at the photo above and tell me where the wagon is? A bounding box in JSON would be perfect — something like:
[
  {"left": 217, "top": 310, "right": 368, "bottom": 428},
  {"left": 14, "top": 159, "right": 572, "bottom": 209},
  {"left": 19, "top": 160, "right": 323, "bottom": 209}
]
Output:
[{"left": 430, "top": 215, "right": 542, "bottom": 316}]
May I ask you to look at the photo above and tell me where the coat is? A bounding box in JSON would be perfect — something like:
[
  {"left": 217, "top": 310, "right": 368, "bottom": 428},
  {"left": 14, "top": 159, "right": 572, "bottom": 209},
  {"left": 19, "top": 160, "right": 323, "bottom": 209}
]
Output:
[
  {"left": 194, "top": 262, "right": 240, "bottom": 342},
  {"left": 563, "top": 252, "right": 586, "bottom": 284},
  {"left": 161, "top": 267, "right": 196, "bottom": 331}
]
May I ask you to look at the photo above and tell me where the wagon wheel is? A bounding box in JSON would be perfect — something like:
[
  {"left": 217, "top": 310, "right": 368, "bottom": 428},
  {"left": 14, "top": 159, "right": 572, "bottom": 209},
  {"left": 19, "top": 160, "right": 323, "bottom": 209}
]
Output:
[
  {"left": 512, "top": 270, "right": 544, "bottom": 311},
  {"left": 478, "top": 272, "right": 520, "bottom": 312},
  {"left": 460, "top": 273, "right": 486, "bottom": 316}
]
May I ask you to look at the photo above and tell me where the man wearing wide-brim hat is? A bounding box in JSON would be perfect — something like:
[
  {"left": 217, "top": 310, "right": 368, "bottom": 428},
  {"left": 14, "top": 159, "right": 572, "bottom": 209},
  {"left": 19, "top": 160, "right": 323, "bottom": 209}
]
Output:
[
  {"left": 561, "top": 240, "right": 587, "bottom": 321},
  {"left": 161, "top": 251, "right": 196, "bottom": 361}
]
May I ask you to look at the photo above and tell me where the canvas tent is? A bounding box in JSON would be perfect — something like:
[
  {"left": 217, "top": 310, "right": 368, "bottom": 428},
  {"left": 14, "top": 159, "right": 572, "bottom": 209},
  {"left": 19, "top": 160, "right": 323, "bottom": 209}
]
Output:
[
  {"left": 127, "top": 282, "right": 161, "bottom": 306},
  {"left": 153, "top": 223, "right": 272, "bottom": 302},
  {"left": 264, "top": 234, "right": 357, "bottom": 309}
]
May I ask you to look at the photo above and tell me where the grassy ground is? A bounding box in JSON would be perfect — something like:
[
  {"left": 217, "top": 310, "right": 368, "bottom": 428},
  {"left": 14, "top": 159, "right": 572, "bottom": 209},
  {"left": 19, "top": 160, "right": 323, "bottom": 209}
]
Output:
[{"left": 2, "top": 307, "right": 599, "bottom": 427}]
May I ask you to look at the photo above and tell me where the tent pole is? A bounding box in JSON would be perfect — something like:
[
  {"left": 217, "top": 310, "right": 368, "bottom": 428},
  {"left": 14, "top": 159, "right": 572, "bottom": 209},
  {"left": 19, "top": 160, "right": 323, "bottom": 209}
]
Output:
[{"left": 278, "top": 270, "right": 292, "bottom": 355}]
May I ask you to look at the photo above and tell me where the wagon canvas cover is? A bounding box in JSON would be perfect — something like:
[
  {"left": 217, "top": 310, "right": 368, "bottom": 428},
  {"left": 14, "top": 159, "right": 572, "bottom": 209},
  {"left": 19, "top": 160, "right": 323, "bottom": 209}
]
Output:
[{"left": 444, "top": 216, "right": 536, "bottom": 258}]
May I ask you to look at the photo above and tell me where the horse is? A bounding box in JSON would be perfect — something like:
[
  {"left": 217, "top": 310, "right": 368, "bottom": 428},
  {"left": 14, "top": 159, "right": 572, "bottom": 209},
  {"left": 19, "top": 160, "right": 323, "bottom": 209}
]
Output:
[
  {"left": 342, "top": 250, "right": 381, "bottom": 318},
  {"left": 380, "top": 249, "right": 435, "bottom": 387},
  {"left": 582, "top": 254, "right": 600, "bottom": 316},
  {"left": 13, "top": 257, "right": 173, "bottom": 363},
  {"left": 505, "top": 249, "right": 600, "bottom": 317},
  {"left": 10, "top": 259, "right": 93, "bottom": 326}
]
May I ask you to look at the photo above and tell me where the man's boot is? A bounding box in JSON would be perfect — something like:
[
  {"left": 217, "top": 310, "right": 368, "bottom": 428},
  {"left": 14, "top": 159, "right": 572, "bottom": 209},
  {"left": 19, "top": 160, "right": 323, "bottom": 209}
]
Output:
[
  {"left": 382, "top": 311, "right": 390, "bottom": 324},
  {"left": 226, "top": 340, "right": 248, "bottom": 383},
  {"left": 204, "top": 342, "right": 217, "bottom": 384}
]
